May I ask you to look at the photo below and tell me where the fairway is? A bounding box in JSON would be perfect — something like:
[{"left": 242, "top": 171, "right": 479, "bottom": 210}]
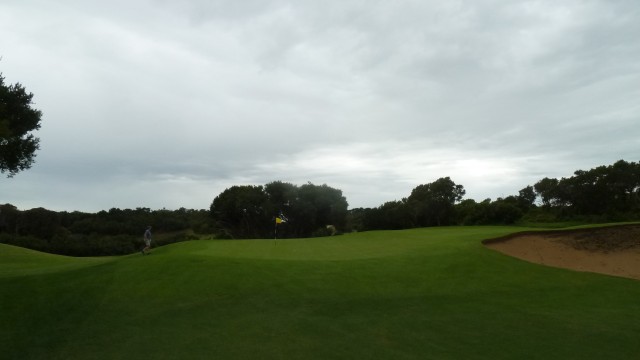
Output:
[{"left": 2, "top": 226, "right": 640, "bottom": 359}]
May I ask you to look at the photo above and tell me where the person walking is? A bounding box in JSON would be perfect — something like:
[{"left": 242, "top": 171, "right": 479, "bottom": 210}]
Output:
[{"left": 142, "top": 226, "right": 152, "bottom": 255}]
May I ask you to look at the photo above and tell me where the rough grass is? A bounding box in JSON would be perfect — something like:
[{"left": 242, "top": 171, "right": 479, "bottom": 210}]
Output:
[{"left": 1, "top": 226, "right": 640, "bottom": 359}]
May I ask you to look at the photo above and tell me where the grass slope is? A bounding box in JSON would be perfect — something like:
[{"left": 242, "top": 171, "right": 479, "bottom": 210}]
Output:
[{"left": 1, "top": 226, "right": 639, "bottom": 359}]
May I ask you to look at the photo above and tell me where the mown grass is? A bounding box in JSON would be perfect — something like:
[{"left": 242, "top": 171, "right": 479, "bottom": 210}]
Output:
[{"left": 1, "top": 226, "right": 639, "bottom": 359}]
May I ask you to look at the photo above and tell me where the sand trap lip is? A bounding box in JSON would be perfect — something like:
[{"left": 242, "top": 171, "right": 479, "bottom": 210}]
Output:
[{"left": 483, "top": 224, "right": 640, "bottom": 280}]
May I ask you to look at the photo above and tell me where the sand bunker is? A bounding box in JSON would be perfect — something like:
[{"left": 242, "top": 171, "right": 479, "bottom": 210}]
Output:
[{"left": 484, "top": 224, "right": 640, "bottom": 280}]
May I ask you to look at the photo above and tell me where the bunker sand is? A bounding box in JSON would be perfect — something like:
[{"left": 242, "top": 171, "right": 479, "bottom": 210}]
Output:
[{"left": 484, "top": 225, "right": 640, "bottom": 280}]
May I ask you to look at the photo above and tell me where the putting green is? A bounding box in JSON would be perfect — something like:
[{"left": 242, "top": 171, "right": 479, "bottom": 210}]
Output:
[{"left": 2, "top": 226, "right": 640, "bottom": 359}]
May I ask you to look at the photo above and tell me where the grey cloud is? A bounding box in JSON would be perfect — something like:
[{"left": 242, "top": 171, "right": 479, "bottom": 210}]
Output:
[{"left": 1, "top": 0, "right": 639, "bottom": 211}]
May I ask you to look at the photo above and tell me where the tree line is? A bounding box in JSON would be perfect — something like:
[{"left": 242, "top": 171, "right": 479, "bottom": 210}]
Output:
[
  {"left": 1, "top": 159, "right": 638, "bottom": 255},
  {"left": 533, "top": 160, "right": 640, "bottom": 217},
  {"left": 350, "top": 159, "right": 639, "bottom": 231},
  {"left": 208, "top": 160, "right": 639, "bottom": 237},
  {"left": 0, "top": 206, "right": 212, "bottom": 256}
]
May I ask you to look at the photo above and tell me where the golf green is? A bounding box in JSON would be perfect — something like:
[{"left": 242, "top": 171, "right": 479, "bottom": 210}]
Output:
[{"left": 2, "top": 226, "right": 639, "bottom": 359}]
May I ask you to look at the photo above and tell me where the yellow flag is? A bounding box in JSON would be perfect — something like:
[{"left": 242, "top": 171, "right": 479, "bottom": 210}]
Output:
[{"left": 275, "top": 217, "right": 283, "bottom": 224}]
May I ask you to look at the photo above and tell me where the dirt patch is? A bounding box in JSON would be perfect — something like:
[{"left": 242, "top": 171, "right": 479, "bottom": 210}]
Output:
[{"left": 484, "top": 224, "right": 640, "bottom": 280}]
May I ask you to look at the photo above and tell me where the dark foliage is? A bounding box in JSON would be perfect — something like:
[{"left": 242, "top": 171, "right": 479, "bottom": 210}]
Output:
[
  {"left": 210, "top": 181, "right": 348, "bottom": 239},
  {"left": 0, "top": 205, "right": 212, "bottom": 256},
  {"left": 533, "top": 160, "right": 640, "bottom": 217},
  {"left": 351, "top": 160, "right": 640, "bottom": 231},
  {"left": 0, "top": 73, "right": 42, "bottom": 177},
  {"left": 2, "top": 160, "right": 638, "bottom": 254}
]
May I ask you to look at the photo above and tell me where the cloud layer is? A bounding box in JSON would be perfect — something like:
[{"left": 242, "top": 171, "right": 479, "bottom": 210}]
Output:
[{"left": 1, "top": 0, "right": 639, "bottom": 211}]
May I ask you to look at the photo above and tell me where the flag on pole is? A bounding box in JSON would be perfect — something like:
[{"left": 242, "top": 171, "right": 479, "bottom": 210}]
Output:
[
  {"left": 274, "top": 213, "right": 288, "bottom": 242},
  {"left": 275, "top": 212, "right": 288, "bottom": 224}
]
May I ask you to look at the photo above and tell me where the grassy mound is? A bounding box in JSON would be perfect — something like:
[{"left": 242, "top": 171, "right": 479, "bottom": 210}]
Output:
[{"left": 2, "top": 226, "right": 640, "bottom": 359}]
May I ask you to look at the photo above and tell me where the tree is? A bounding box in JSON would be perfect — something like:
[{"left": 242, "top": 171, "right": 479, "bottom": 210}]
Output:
[
  {"left": 294, "top": 182, "right": 348, "bottom": 234},
  {"left": 264, "top": 181, "right": 297, "bottom": 220},
  {"left": 210, "top": 182, "right": 349, "bottom": 239},
  {"left": 0, "top": 73, "right": 42, "bottom": 177},
  {"left": 533, "top": 177, "right": 559, "bottom": 207},
  {"left": 370, "top": 200, "right": 413, "bottom": 230},
  {"left": 210, "top": 185, "right": 268, "bottom": 238},
  {"left": 517, "top": 185, "right": 537, "bottom": 211},
  {"left": 16, "top": 207, "right": 60, "bottom": 240},
  {"left": 530, "top": 160, "right": 640, "bottom": 219},
  {"left": 0, "top": 203, "right": 19, "bottom": 232},
  {"left": 408, "top": 177, "right": 465, "bottom": 226},
  {"left": 608, "top": 160, "right": 640, "bottom": 212},
  {"left": 489, "top": 198, "right": 523, "bottom": 224}
]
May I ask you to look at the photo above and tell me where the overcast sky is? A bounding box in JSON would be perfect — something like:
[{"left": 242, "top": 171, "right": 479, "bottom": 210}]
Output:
[{"left": 1, "top": 0, "right": 639, "bottom": 212}]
